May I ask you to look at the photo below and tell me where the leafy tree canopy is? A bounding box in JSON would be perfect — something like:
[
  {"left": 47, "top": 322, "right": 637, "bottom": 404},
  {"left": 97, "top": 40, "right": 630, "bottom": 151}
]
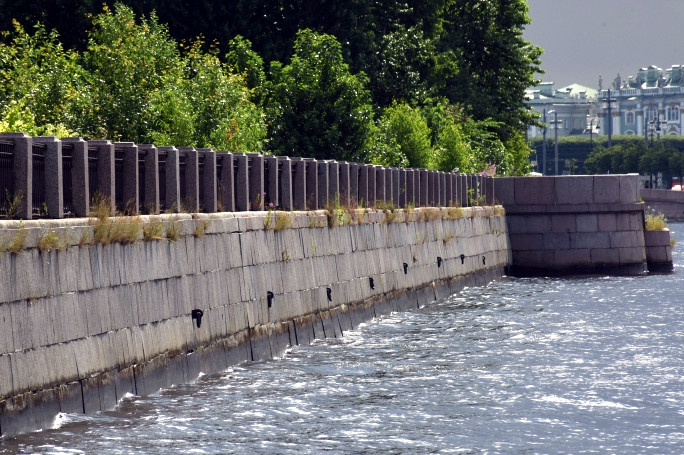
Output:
[
  {"left": 0, "top": 1, "right": 541, "bottom": 174},
  {"left": 265, "top": 29, "right": 374, "bottom": 162}
]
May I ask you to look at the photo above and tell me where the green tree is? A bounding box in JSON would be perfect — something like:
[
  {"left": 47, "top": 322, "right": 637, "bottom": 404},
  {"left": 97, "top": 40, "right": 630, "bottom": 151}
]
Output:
[
  {"left": 83, "top": 3, "right": 188, "bottom": 141},
  {"left": 584, "top": 145, "right": 613, "bottom": 174},
  {"left": 422, "top": 101, "right": 471, "bottom": 172},
  {"left": 371, "top": 102, "right": 433, "bottom": 168},
  {"left": 0, "top": 20, "right": 89, "bottom": 135},
  {"left": 185, "top": 40, "right": 266, "bottom": 152},
  {"left": 435, "top": 0, "right": 543, "bottom": 142},
  {"left": 502, "top": 131, "right": 532, "bottom": 175},
  {"left": 370, "top": 24, "right": 435, "bottom": 106},
  {"left": 225, "top": 35, "right": 266, "bottom": 103},
  {"left": 460, "top": 118, "right": 506, "bottom": 172},
  {"left": 639, "top": 142, "right": 670, "bottom": 184},
  {"left": 265, "top": 29, "right": 374, "bottom": 161}
]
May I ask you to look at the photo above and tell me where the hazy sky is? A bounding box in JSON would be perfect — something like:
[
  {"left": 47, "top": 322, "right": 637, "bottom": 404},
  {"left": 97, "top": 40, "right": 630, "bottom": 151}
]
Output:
[{"left": 524, "top": 0, "right": 684, "bottom": 90}]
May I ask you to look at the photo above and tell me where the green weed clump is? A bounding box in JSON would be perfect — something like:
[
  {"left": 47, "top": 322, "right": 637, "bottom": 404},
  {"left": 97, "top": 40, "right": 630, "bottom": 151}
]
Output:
[
  {"left": 106, "top": 217, "right": 142, "bottom": 244},
  {"left": 645, "top": 212, "right": 667, "bottom": 231},
  {"left": 377, "top": 200, "right": 403, "bottom": 224},
  {"left": 442, "top": 230, "right": 455, "bottom": 244},
  {"left": 1, "top": 222, "right": 27, "bottom": 253},
  {"left": 38, "top": 229, "right": 66, "bottom": 251},
  {"left": 424, "top": 208, "right": 441, "bottom": 221},
  {"left": 193, "top": 219, "right": 210, "bottom": 237},
  {"left": 443, "top": 206, "right": 464, "bottom": 220},
  {"left": 274, "top": 212, "right": 293, "bottom": 231},
  {"left": 166, "top": 218, "right": 183, "bottom": 241},
  {"left": 89, "top": 193, "right": 142, "bottom": 244},
  {"left": 4, "top": 189, "right": 24, "bottom": 218},
  {"left": 325, "top": 195, "right": 351, "bottom": 228},
  {"left": 143, "top": 218, "right": 165, "bottom": 241}
]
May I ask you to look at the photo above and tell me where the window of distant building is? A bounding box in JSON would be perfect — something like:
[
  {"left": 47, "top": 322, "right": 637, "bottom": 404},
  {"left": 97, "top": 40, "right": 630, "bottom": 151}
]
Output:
[
  {"left": 646, "top": 106, "right": 658, "bottom": 122},
  {"left": 667, "top": 105, "right": 680, "bottom": 122},
  {"left": 626, "top": 111, "right": 635, "bottom": 125}
]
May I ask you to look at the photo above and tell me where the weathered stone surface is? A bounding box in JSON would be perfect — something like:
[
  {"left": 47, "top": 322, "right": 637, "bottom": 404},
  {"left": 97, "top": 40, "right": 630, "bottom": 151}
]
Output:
[
  {"left": 591, "top": 248, "right": 620, "bottom": 265},
  {"left": 551, "top": 214, "right": 576, "bottom": 233},
  {"left": 501, "top": 175, "right": 649, "bottom": 276},
  {"left": 514, "top": 177, "right": 555, "bottom": 205},
  {"left": 555, "top": 176, "right": 593, "bottom": 204},
  {"left": 594, "top": 175, "right": 620, "bottom": 204},
  {"left": 598, "top": 213, "right": 618, "bottom": 232},
  {"left": 576, "top": 214, "right": 598, "bottom": 232}
]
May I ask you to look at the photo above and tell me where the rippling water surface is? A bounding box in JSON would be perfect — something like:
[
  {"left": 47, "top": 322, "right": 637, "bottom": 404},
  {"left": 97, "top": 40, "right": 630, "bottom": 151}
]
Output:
[{"left": 3, "top": 225, "right": 684, "bottom": 454}]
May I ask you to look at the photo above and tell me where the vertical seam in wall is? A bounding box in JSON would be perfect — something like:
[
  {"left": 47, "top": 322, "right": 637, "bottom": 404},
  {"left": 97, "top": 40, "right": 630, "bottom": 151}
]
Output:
[
  {"left": 288, "top": 320, "right": 298, "bottom": 346},
  {"left": 79, "top": 379, "right": 86, "bottom": 414},
  {"left": 132, "top": 363, "right": 138, "bottom": 396}
]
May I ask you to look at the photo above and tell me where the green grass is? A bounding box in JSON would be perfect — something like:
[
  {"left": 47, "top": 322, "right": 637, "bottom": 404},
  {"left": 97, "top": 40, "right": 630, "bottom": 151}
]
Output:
[{"left": 38, "top": 229, "right": 66, "bottom": 251}]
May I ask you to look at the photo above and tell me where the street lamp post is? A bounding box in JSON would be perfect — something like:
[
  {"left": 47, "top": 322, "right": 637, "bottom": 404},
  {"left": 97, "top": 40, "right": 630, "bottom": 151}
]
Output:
[
  {"left": 542, "top": 109, "right": 547, "bottom": 175},
  {"left": 589, "top": 117, "right": 600, "bottom": 152},
  {"left": 548, "top": 110, "right": 559, "bottom": 175},
  {"left": 600, "top": 89, "right": 616, "bottom": 147},
  {"left": 650, "top": 113, "right": 662, "bottom": 147},
  {"left": 645, "top": 110, "right": 662, "bottom": 189}
]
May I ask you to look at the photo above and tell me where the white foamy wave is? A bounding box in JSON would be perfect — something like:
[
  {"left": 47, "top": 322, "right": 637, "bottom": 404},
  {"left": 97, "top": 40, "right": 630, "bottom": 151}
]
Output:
[{"left": 51, "top": 412, "right": 75, "bottom": 430}]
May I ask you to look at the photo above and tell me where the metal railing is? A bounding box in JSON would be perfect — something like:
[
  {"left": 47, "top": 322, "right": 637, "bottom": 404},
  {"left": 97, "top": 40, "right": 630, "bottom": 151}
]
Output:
[{"left": 0, "top": 133, "right": 495, "bottom": 220}]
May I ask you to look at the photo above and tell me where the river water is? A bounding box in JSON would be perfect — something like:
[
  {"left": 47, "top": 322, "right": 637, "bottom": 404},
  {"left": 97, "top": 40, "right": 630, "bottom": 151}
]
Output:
[{"left": 2, "top": 225, "right": 684, "bottom": 454}]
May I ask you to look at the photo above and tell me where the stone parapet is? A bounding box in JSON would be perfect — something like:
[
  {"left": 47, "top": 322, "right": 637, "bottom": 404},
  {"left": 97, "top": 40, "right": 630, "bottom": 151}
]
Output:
[
  {"left": 641, "top": 188, "right": 684, "bottom": 222},
  {"left": 644, "top": 228, "right": 674, "bottom": 272},
  {"left": 495, "top": 174, "right": 659, "bottom": 275}
]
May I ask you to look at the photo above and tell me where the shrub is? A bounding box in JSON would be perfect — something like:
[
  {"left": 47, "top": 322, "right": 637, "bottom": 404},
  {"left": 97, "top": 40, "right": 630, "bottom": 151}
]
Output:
[
  {"left": 0, "top": 21, "right": 88, "bottom": 136},
  {"left": 84, "top": 4, "right": 187, "bottom": 142},
  {"left": 373, "top": 102, "right": 433, "bottom": 169},
  {"left": 266, "top": 29, "right": 374, "bottom": 162}
]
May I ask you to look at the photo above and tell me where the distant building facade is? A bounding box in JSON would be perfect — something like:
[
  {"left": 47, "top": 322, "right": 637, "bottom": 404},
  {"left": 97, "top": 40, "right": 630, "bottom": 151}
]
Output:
[
  {"left": 598, "top": 65, "right": 684, "bottom": 140},
  {"left": 525, "top": 82, "right": 598, "bottom": 140}
]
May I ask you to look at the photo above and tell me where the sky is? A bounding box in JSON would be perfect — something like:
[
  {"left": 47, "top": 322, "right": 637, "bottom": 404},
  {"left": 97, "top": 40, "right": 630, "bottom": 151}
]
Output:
[{"left": 524, "top": 0, "right": 684, "bottom": 90}]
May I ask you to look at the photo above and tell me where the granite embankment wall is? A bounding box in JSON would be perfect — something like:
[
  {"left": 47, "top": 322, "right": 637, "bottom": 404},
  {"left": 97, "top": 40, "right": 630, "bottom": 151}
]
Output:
[
  {"left": 0, "top": 206, "right": 510, "bottom": 436},
  {"left": 495, "top": 174, "right": 673, "bottom": 275},
  {"left": 641, "top": 188, "right": 684, "bottom": 222}
]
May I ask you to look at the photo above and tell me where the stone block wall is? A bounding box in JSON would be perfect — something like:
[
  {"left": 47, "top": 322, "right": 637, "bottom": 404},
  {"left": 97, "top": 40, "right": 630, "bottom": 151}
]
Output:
[
  {"left": 495, "top": 174, "right": 651, "bottom": 275},
  {"left": 641, "top": 188, "right": 684, "bottom": 222},
  {"left": 644, "top": 228, "right": 674, "bottom": 272},
  {"left": 0, "top": 206, "right": 510, "bottom": 436}
]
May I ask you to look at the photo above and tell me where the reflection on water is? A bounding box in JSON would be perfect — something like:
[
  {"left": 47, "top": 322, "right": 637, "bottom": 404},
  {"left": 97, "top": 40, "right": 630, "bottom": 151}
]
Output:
[{"left": 2, "top": 225, "right": 684, "bottom": 454}]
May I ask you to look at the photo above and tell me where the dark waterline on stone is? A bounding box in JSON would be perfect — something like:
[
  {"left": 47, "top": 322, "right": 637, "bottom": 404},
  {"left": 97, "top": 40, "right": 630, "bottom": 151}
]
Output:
[{"left": 3, "top": 226, "right": 684, "bottom": 454}]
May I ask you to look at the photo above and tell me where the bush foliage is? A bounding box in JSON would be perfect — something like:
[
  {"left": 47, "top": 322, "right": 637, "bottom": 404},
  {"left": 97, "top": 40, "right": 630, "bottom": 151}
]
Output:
[{"left": 0, "top": 2, "right": 538, "bottom": 174}]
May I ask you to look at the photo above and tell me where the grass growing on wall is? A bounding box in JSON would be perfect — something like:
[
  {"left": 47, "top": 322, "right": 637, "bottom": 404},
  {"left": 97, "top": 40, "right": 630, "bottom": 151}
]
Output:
[
  {"left": 645, "top": 212, "right": 667, "bottom": 231},
  {"left": 0, "top": 222, "right": 27, "bottom": 253}
]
